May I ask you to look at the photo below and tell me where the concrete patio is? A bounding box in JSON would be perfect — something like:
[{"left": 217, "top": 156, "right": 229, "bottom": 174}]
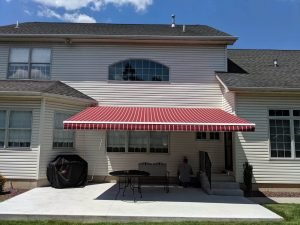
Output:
[{"left": 0, "top": 183, "right": 282, "bottom": 222}]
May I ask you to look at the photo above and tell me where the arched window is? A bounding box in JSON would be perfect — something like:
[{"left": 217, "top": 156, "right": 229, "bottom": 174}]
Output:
[{"left": 109, "top": 59, "right": 169, "bottom": 81}]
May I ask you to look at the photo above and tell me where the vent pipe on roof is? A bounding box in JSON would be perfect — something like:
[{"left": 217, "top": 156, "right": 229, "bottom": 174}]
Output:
[
  {"left": 15, "top": 21, "right": 19, "bottom": 29},
  {"left": 182, "top": 24, "right": 186, "bottom": 32},
  {"left": 171, "top": 14, "right": 176, "bottom": 28},
  {"left": 273, "top": 59, "right": 279, "bottom": 67}
]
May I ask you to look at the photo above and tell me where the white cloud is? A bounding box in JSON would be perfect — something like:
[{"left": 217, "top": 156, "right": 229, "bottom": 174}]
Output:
[
  {"left": 104, "top": 0, "right": 152, "bottom": 11},
  {"left": 37, "top": 8, "right": 61, "bottom": 19},
  {"left": 24, "top": 9, "right": 33, "bottom": 15},
  {"left": 34, "top": 0, "right": 96, "bottom": 11},
  {"left": 25, "top": 0, "right": 153, "bottom": 24},
  {"left": 37, "top": 8, "right": 96, "bottom": 23},
  {"left": 33, "top": 0, "right": 153, "bottom": 12},
  {"left": 63, "top": 12, "right": 96, "bottom": 23}
]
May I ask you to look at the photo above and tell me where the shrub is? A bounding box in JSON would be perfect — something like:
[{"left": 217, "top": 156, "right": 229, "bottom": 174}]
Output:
[
  {"left": 0, "top": 174, "right": 6, "bottom": 193},
  {"left": 243, "top": 162, "right": 253, "bottom": 192}
]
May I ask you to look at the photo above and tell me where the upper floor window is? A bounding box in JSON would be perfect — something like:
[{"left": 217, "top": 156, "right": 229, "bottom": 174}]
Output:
[
  {"left": 109, "top": 59, "right": 169, "bottom": 81},
  {"left": 8, "top": 48, "right": 51, "bottom": 80}
]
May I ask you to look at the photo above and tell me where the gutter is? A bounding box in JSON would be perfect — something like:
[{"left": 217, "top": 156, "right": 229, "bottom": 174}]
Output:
[
  {"left": 0, "top": 33, "right": 238, "bottom": 40},
  {"left": 227, "top": 87, "right": 300, "bottom": 93},
  {"left": 0, "top": 34, "right": 238, "bottom": 45},
  {"left": 215, "top": 73, "right": 300, "bottom": 93},
  {"left": 215, "top": 74, "right": 229, "bottom": 92}
]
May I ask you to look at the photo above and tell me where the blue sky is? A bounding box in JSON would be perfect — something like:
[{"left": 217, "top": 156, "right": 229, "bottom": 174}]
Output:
[{"left": 0, "top": 0, "right": 299, "bottom": 49}]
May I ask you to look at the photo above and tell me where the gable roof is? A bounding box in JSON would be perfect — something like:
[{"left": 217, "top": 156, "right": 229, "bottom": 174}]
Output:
[
  {"left": 0, "top": 22, "right": 232, "bottom": 37},
  {"left": 0, "top": 22, "right": 236, "bottom": 44},
  {"left": 216, "top": 49, "right": 300, "bottom": 91},
  {"left": 0, "top": 80, "right": 96, "bottom": 101}
]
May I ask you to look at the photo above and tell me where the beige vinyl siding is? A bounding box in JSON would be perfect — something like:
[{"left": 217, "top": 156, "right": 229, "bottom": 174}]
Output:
[
  {"left": 75, "top": 131, "right": 225, "bottom": 177},
  {"left": 0, "top": 42, "right": 228, "bottom": 181},
  {"left": 51, "top": 44, "right": 226, "bottom": 83},
  {"left": 65, "top": 82, "right": 222, "bottom": 107},
  {"left": 235, "top": 93, "right": 300, "bottom": 184},
  {"left": 37, "top": 100, "right": 90, "bottom": 179},
  {"left": 221, "top": 87, "right": 236, "bottom": 114},
  {"left": 0, "top": 98, "right": 41, "bottom": 179},
  {"left": 0, "top": 44, "right": 8, "bottom": 78},
  {"left": 54, "top": 44, "right": 225, "bottom": 107},
  {"left": 0, "top": 43, "right": 226, "bottom": 107}
]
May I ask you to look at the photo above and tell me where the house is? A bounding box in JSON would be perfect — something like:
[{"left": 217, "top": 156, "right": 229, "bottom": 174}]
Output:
[{"left": 0, "top": 21, "right": 299, "bottom": 191}]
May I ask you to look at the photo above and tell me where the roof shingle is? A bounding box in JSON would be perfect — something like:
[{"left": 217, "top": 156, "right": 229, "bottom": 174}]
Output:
[
  {"left": 0, "top": 80, "right": 95, "bottom": 101},
  {"left": 217, "top": 49, "right": 300, "bottom": 91},
  {"left": 0, "top": 22, "right": 233, "bottom": 38}
]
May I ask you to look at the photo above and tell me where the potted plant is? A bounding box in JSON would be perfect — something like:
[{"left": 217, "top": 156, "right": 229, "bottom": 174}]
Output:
[
  {"left": 0, "top": 174, "right": 6, "bottom": 193},
  {"left": 243, "top": 162, "right": 253, "bottom": 195}
]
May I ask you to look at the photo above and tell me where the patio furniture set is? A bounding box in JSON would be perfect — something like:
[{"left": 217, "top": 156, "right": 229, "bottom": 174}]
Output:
[{"left": 109, "top": 162, "right": 170, "bottom": 201}]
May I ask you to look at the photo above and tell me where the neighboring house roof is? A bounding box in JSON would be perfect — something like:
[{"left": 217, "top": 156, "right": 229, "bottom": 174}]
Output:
[
  {"left": 0, "top": 22, "right": 236, "bottom": 44},
  {"left": 216, "top": 49, "right": 300, "bottom": 91},
  {"left": 0, "top": 80, "right": 96, "bottom": 101}
]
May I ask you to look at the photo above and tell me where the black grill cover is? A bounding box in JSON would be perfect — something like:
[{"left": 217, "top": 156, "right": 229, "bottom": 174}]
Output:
[{"left": 47, "top": 155, "right": 88, "bottom": 188}]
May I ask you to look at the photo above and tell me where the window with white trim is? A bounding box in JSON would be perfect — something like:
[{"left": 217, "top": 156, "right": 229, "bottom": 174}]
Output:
[
  {"left": 150, "top": 132, "right": 169, "bottom": 153},
  {"left": 8, "top": 48, "right": 51, "bottom": 80},
  {"left": 109, "top": 59, "right": 169, "bottom": 81},
  {"left": 294, "top": 110, "right": 300, "bottom": 158},
  {"left": 294, "top": 120, "right": 300, "bottom": 158},
  {"left": 0, "top": 110, "right": 32, "bottom": 149},
  {"left": 210, "top": 132, "right": 220, "bottom": 140},
  {"left": 196, "top": 132, "right": 207, "bottom": 140},
  {"left": 0, "top": 111, "right": 6, "bottom": 148},
  {"left": 107, "top": 131, "right": 126, "bottom": 152},
  {"left": 269, "top": 109, "right": 300, "bottom": 159},
  {"left": 107, "top": 131, "right": 169, "bottom": 153},
  {"left": 53, "top": 112, "right": 75, "bottom": 149},
  {"left": 128, "top": 131, "right": 148, "bottom": 152},
  {"left": 196, "top": 132, "right": 220, "bottom": 140}
]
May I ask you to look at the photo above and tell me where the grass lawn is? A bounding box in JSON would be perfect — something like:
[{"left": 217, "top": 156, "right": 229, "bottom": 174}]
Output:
[{"left": 0, "top": 204, "right": 299, "bottom": 225}]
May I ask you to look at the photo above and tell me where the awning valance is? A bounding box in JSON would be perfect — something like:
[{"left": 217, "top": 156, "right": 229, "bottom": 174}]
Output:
[{"left": 64, "top": 106, "right": 255, "bottom": 132}]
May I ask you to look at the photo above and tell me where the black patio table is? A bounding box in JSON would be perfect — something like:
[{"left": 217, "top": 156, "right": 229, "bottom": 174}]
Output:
[{"left": 109, "top": 170, "right": 150, "bottom": 201}]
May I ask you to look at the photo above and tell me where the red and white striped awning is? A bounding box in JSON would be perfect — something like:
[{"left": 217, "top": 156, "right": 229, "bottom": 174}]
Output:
[{"left": 64, "top": 106, "right": 255, "bottom": 132}]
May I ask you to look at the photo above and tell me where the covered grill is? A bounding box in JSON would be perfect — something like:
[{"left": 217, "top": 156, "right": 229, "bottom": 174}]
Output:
[{"left": 47, "top": 155, "right": 88, "bottom": 189}]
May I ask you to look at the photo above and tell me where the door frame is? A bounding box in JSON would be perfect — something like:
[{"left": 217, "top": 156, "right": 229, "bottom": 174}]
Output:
[{"left": 224, "top": 132, "right": 233, "bottom": 171}]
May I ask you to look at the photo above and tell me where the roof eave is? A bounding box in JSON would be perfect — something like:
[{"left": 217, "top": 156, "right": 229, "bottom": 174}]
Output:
[
  {"left": 227, "top": 87, "right": 300, "bottom": 93},
  {"left": 0, "top": 34, "right": 238, "bottom": 45},
  {"left": 216, "top": 74, "right": 300, "bottom": 93},
  {"left": 0, "top": 91, "right": 97, "bottom": 103}
]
